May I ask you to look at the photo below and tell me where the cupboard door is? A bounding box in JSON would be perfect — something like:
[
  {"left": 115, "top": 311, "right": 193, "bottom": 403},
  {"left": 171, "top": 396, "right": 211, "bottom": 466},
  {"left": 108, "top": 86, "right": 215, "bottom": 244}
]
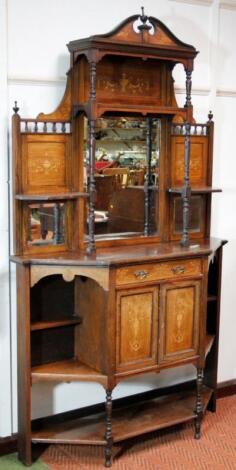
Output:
[
  {"left": 159, "top": 280, "right": 200, "bottom": 364},
  {"left": 116, "top": 286, "right": 158, "bottom": 373}
]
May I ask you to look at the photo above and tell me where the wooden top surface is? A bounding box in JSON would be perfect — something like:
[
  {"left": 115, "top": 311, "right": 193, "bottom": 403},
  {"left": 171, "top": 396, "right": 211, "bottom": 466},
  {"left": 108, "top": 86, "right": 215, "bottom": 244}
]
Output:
[{"left": 10, "top": 238, "right": 227, "bottom": 267}]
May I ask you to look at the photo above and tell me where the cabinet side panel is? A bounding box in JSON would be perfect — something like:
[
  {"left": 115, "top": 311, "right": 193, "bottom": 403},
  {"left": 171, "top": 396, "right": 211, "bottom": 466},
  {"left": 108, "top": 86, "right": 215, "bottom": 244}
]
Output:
[
  {"left": 17, "top": 264, "right": 32, "bottom": 465},
  {"left": 12, "top": 114, "right": 23, "bottom": 254},
  {"left": 74, "top": 277, "right": 108, "bottom": 373}
]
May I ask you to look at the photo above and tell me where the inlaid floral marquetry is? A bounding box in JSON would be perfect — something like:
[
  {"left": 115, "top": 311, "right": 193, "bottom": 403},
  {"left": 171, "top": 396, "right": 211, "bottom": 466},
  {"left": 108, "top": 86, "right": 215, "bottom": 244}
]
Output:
[
  {"left": 97, "top": 73, "right": 151, "bottom": 96},
  {"left": 22, "top": 135, "right": 70, "bottom": 193},
  {"left": 96, "top": 58, "right": 161, "bottom": 104},
  {"left": 116, "top": 287, "right": 158, "bottom": 371},
  {"left": 159, "top": 280, "right": 200, "bottom": 363},
  {"left": 171, "top": 136, "right": 208, "bottom": 186}
]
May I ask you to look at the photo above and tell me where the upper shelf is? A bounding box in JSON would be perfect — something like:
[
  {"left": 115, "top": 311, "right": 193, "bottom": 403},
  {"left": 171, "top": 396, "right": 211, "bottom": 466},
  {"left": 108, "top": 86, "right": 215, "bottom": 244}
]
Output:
[{"left": 74, "top": 104, "right": 188, "bottom": 119}]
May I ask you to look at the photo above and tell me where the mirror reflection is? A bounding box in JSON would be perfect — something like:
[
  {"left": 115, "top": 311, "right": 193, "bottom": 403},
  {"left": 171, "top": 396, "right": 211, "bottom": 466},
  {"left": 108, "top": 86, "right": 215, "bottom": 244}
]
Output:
[
  {"left": 85, "top": 116, "right": 160, "bottom": 237},
  {"left": 27, "top": 203, "right": 65, "bottom": 246}
]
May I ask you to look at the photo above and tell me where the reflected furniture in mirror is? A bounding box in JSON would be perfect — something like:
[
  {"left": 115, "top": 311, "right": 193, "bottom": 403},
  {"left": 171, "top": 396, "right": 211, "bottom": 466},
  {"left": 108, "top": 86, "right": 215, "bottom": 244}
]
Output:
[{"left": 11, "top": 9, "right": 226, "bottom": 468}]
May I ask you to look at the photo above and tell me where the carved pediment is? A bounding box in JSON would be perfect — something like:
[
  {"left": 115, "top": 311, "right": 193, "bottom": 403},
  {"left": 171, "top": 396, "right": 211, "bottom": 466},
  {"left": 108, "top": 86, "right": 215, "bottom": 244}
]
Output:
[
  {"left": 104, "top": 12, "right": 195, "bottom": 51},
  {"left": 67, "top": 9, "right": 197, "bottom": 63}
]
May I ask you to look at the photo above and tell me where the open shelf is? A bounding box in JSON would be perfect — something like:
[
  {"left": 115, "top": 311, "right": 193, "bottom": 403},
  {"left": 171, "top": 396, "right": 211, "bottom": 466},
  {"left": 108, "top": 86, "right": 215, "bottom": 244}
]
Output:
[
  {"left": 15, "top": 192, "right": 88, "bottom": 201},
  {"left": 168, "top": 187, "right": 222, "bottom": 195},
  {"left": 205, "top": 335, "right": 215, "bottom": 358},
  {"left": 31, "top": 359, "right": 108, "bottom": 387},
  {"left": 207, "top": 295, "right": 217, "bottom": 302},
  {"left": 31, "top": 386, "right": 213, "bottom": 446},
  {"left": 31, "top": 318, "right": 81, "bottom": 331}
]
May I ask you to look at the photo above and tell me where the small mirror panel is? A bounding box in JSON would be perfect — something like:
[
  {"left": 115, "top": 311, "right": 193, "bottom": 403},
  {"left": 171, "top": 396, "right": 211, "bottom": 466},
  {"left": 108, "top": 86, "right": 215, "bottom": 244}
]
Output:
[{"left": 26, "top": 203, "right": 65, "bottom": 246}]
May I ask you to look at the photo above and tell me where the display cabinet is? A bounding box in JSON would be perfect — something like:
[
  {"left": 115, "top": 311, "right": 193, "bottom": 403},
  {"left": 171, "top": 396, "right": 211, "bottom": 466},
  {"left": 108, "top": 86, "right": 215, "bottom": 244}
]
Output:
[{"left": 11, "top": 9, "right": 226, "bottom": 467}]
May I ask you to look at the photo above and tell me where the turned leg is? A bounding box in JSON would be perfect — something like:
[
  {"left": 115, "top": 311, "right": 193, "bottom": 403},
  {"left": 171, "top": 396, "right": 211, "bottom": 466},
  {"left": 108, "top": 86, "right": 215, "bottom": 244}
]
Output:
[
  {"left": 104, "top": 389, "right": 113, "bottom": 467},
  {"left": 195, "top": 367, "right": 204, "bottom": 439}
]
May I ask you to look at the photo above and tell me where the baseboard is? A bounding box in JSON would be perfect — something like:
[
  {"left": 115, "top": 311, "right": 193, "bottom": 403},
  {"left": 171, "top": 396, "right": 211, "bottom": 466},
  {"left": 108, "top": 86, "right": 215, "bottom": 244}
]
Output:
[
  {"left": 217, "top": 379, "right": 236, "bottom": 399},
  {"left": 1, "top": 379, "right": 235, "bottom": 457},
  {"left": 0, "top": 434, "right": 17, "bottom": 456}
]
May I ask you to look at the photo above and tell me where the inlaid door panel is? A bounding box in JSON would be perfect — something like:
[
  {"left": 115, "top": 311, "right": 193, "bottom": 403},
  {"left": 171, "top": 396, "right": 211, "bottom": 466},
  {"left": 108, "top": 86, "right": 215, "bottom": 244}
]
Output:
[
  {"left": 116, "top": 286, "right": 158, "bottom": 372},
  {"left": 159, "top": 280, "right": 200, "bottom": 364}
]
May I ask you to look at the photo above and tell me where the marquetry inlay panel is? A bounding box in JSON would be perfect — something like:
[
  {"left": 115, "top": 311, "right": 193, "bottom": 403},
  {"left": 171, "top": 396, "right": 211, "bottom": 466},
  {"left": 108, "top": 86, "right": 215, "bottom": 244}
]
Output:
[
  {"left": 28, "top": 144, "right": 65, "bottom": 182},
  {"left": 22, "top": 134, "right": 70, "bottom": 193},
  {"left": 159, "top": 280, "right": 200, "bottom": 363},
  {"left": 171, "top": 136, "right": 208, "bottom": 186},
  {"left": 116, "top": 286, "right": 158, "bottom": 371},
  {"left": 95, "top": 58, "right": 162, "bottom": 104}
]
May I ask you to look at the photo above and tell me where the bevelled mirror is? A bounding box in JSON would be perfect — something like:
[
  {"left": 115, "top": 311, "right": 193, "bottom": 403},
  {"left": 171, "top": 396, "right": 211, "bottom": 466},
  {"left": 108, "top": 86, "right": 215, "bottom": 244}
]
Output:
[{"left": 84, "top": 116, "right": 160, "bottom": 239}]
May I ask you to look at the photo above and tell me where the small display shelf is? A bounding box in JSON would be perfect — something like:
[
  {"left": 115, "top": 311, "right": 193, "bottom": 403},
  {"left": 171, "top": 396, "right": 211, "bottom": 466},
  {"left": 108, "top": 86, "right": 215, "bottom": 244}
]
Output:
[
  {"left": 168, "top": 187, "right": 222, "bottom": 195},
  {"left": 15, "top": 192, "right": 88, "bottom": 201},
  {"left": 31, "top": 359, "right": 108, "bottom": 387},
  {"left": 207, "top": 295, "right": 217, "bottom": 302},
  {"left": 31, "top": 318, "right": 81, "bottom": 331},
  {"left": 205, "top": 335, "right": 215, "bottom": 358}
]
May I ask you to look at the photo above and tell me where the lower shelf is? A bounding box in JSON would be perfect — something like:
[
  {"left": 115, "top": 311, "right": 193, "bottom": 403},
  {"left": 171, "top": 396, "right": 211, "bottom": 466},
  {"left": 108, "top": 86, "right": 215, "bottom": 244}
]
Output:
[
  {"left": 31, "top": 359, "right": 108, "bottom": 388},
  {"left": 31, "top": 386, "right": 213, "bottom": 446}
]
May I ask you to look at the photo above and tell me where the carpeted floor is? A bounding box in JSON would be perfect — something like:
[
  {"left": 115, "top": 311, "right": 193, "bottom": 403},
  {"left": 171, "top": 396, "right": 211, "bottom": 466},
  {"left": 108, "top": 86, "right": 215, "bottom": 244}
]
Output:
[
  {"left": 3, "top": 396, "right": 236, "bottom": 469},
  {"left": 0, "top": 453, "right": 49, "bottom": 469}
]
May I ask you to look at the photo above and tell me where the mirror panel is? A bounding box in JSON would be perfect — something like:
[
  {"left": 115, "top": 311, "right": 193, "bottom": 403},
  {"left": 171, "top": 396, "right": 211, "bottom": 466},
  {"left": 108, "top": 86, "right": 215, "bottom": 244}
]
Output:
[
  {"left": 173, "top": 196, "right": 203, "bottom": 233},
  {"left": 26, "top": 203, "right": 65, "bottom": 246},
  {"left": 85, "top": 116, "right": 160, "bottom": 238}
]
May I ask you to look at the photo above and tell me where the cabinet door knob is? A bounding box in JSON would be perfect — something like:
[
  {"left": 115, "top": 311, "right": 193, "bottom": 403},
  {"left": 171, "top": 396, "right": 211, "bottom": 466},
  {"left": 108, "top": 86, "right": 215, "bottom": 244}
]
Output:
[
  {"left": 134, "top": 270, "right": 149, "bottom": 280},
  {"left": 171, "top": 265, "right": 185, "bottom": 274}
]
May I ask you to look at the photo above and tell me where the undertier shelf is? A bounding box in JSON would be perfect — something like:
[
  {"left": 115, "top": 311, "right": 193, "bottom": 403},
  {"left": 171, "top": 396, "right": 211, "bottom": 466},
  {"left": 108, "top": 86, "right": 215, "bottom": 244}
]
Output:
[
  {"left": 31, "top": 386, "right": 213, "bottom": 446},
  {"left": 31, "top": 359, "right": 108, "bottom": 387}
]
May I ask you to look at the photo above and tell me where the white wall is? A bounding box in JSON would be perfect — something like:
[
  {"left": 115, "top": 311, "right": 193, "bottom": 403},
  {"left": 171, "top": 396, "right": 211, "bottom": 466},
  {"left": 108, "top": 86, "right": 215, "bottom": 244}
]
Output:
[{"left": 1, "top": 0, "right": 236, "bottom": 437}]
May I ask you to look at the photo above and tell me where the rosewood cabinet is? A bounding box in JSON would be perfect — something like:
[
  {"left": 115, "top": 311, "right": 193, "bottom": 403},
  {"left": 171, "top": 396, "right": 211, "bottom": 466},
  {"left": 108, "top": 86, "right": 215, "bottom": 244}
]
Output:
[{"left": 11, "top": 9, "right": 226, "bottom": 468}]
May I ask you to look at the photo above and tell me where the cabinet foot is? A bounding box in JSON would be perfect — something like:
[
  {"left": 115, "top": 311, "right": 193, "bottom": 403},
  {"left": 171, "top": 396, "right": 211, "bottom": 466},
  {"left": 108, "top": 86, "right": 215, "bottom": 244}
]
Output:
[
  {"left": 194, "top": 367, "right": 204, "bottom": 439},
  {"left": 104, "top": 389, "right": 113, "bottom": 467}
]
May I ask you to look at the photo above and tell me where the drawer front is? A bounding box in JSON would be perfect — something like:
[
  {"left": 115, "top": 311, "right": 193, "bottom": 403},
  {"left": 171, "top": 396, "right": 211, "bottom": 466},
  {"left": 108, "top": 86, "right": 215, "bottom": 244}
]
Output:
[{"left": 116, "top": 259, "right": 201, "bottom": 286}]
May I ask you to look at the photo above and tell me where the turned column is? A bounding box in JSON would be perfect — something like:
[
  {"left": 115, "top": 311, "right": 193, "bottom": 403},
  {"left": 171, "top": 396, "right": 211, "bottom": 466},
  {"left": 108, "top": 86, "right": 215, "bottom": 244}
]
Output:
[
  {"left": 144, "top": 116, "right": 153, "bottom": 235},
  {"left": 195, "top": 367, "right": 204, "bottom": 439},
  {"left": 87, "top": 60, "right": 97, "bottom": 254},
  {"left": 185, "top": 67, "right": 192, "bottom": 109},
  {"left": 104, "top": 390, "right": 113, "bottom": 467},
  {"left": 180, "top": 122, "right": 191, "bottom": 246}
]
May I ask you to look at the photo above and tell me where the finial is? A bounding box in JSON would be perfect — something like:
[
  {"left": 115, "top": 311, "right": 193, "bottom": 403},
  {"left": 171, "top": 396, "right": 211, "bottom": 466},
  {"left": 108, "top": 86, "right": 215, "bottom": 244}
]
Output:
[
  {"left": 138, "top": 6, "right": 152, "bottom": 32},
  {"left": 208, "top": 110, "right": 213, "bottom": 122},
  {"left": 13, "top": 101, "right": 19, "bottom": 114}
]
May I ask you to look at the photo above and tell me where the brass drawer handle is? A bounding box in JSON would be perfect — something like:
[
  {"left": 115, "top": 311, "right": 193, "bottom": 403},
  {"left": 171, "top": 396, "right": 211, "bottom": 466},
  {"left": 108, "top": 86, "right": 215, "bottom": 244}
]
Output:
[
  {"left": 171, "top": 265, "right": 185, "bottom": 274},
  {"left": 134, "top": 270, "right": 149, "bottom": 280}
]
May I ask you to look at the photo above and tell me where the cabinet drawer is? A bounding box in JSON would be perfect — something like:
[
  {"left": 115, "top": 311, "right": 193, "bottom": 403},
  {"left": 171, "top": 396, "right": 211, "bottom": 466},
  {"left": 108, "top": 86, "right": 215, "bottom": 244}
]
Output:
[{"left": 116, "top": 259, "right": 201, "bottom": 286}]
